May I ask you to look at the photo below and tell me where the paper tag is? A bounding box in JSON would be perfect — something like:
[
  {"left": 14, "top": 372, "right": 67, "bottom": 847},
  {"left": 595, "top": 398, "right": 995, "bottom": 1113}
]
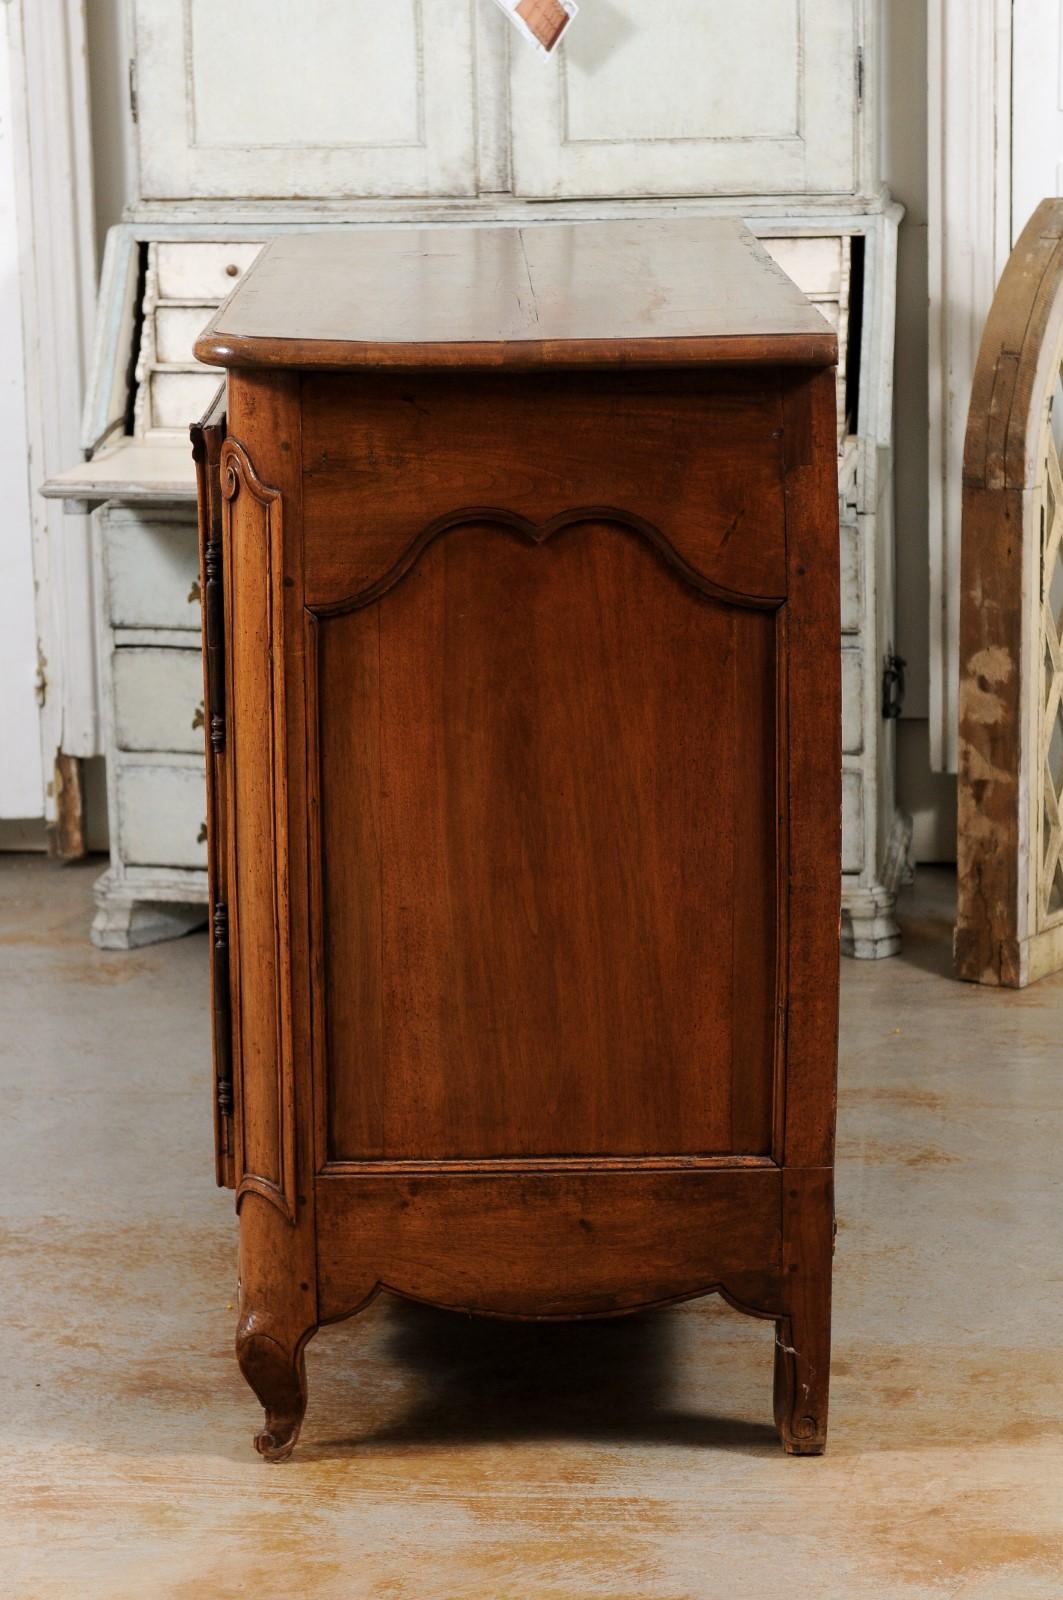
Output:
[{"left": 490, "top": 0, "right": 578, "bottom": 57}]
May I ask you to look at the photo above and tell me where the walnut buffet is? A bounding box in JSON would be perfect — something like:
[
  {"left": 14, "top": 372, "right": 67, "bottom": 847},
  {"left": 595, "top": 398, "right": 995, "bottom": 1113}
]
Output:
[{"left": 191, "top": 219, "right": 840, "bottom": 1460}]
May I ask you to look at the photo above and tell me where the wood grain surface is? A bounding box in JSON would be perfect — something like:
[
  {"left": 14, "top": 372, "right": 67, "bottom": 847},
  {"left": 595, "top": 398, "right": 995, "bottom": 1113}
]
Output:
[
  {"left": 315, "top": 1169, "right": 784, "bottom": 1323},
  {"left": 195, "top": 219, "right": 837, "bottom": 372},
  {"left": 299, "top": 370, "right": 789, "bottom": 609},
  {"left": 313, "top": 518, "right": 779, "bottom": 1161}
]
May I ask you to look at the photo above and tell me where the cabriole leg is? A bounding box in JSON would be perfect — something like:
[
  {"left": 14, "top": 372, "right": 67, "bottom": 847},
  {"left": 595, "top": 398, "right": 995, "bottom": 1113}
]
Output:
[
  {"left": 235, "top": 1192, "right": 317, "bottom": 1461},
  {"left": 236, "top": 1314, "right": 315, "bottom": 1462}
]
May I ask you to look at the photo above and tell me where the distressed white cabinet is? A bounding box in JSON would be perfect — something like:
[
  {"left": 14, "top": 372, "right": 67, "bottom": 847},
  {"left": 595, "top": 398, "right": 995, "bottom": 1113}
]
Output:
[
  {"left": 45, "top": 0, "right": 901, "bottom": 955},
  {"left": 91, "top": 507, "right": 207, "bottom": 946},
  {"left": 761, "top": 210, "right": 905, "bottom": 957}
]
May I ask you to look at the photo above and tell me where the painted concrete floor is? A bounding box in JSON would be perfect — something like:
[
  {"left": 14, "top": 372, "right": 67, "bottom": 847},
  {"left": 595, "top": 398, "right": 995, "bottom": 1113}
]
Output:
[{"left": 2, "top": 855, "right": 1061, "bottom": 1599}]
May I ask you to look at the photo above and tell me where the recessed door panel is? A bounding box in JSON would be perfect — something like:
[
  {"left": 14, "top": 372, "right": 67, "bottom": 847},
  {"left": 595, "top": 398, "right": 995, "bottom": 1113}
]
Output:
[
  {"left": 509, "top": 0, "right": 859, "bottom": 198},
  {"left": 314, "top": 519, "right": 781, "bottom": 1161},
  {"left": 133, "top": 0, "right": 476, "bottom": 199}
]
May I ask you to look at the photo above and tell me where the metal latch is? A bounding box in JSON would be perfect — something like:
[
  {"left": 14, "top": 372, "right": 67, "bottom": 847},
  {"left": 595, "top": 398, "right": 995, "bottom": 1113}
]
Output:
[{"left": 882, "top": 653, "right": 907, "bottom": 720}]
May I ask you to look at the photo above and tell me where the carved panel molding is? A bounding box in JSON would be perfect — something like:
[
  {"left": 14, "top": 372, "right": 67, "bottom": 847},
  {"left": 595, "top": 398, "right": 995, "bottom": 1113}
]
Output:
[
  {"left": 309, "top": 504, "right": 785, "bottom": 620},
  {"left": 221, "top": 438, "right": 297, "bottom": 1218}
]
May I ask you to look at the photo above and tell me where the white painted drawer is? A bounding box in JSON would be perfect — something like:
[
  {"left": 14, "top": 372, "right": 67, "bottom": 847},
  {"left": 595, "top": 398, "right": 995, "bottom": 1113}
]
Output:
[
  {"left": 841, "top": 649, "right": 864, "bottom": 755},
  {"left": 113, "top": 647, "right": 203, "bottom": 754},
  {"left": 155, "top": 241, "right": 264, "bottom": 301},
  {"left": 147, "top": 369, "right": 225, "bottom": 432},
  {"left": 101, "top": 511, "right": 201, "bottom": 632},
  {"left": 839, "top": 437, "right": 860, "bottom": 507},
  {"left": 155, "top": 305, "right": 215, "bottom": 366},
  {"left": 117, "top": 761, "right": 208, "bottom": 870},
  {"left": 840, "top": 521, "right": 861, "bottom": 635},
  {"left": 842, "top": 771, "right": 864, "bottom": 874},
  {"left": 760, "top": 234, "right": 850, "bottom": 443},
  {"left": 760, "top": 236, "right": 845, "bottom": 299}
]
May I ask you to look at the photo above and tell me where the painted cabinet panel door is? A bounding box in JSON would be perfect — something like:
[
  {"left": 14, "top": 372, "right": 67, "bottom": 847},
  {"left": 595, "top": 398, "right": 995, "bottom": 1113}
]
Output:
[
  {"left": 508, "top": 0, "right": 860, "bottom": 199},
  {"left": 133, "top": 0, "right": 477, "bottom": 199}
]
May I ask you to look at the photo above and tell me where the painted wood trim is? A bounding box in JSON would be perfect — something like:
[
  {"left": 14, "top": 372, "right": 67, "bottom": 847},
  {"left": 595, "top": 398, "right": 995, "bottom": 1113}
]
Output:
[
  {"left": 0, "top": 17, "right": 42, "bottom": 817},
  {"left": 121, "top": 190, "right": 901, "bottom": 227},
  {"left": 7, "top": 0, "right": 101, "bottom": 798},
  {"left": 81, "top": 224, "right": 139, "bottom": 454},
  {"left": 927, "top": 0, "right": 1014, "bottom": 774}
]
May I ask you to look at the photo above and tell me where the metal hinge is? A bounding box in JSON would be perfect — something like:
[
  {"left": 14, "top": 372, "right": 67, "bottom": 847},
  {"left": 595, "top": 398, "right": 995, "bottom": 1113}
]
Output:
[
  {"left": 856, "top": 46, "right": 865, "bottom": 106},
  {"left": 213, "top": 901, "right": 234, "bottom": 1119},
  {"left": 882, "top": 653, "right": 907, "bottom": 720},
  {"left": 128, "top": 58, "right": 138, "bottom": 124}
]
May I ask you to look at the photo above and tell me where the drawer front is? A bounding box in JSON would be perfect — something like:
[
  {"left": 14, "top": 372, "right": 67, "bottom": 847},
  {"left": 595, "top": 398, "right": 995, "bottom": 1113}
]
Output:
[
  {"left": 759, "top": 234, "right": 850, "bottom": 441},
  {"left": 102, "top": 512, "right": 201, "bottom": 632},
  {"left": 841, "top": 649, "right": 864, "bottom": 755},
  {"left": 155, "top": 305, "right": 217, "bottom": 366},
  {"left": 760, "top": 236, "right": 845, "bottom": 298},
  {"left": 112, "top": 647, "right": 203, "bottom": 754},
  {"left": 147, "top": 369, "right": 225, "bottom": 433},
  {"left": 136, "top": 243, "right": 262, "bottom": 440},
  {"left": 117, "top": 762, "right": 207, "bottom": 870},
  {"left": 842, "top": 770, "right": 864, "bottom": 874},
  {"left": 155, "top": 241, "right": 264, "bottom": 301}
]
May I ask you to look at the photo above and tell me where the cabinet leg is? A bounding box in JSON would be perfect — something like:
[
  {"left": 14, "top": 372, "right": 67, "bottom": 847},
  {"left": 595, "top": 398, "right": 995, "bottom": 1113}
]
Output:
[
  {"left": 773, "top": 1308, "right": 830, "bottom": 1455},
  {"left": 91, "top": 869, "right": 208, "bottom": 950},
  {"left": 840, "top": 881, "right": 902, "bottom": 960},
  {"left": 773, "top": 1170, "right": 833, "bottom": 1455},
  {"left": 236, "top": 1314, "right": 315, "bottom": 1462}
]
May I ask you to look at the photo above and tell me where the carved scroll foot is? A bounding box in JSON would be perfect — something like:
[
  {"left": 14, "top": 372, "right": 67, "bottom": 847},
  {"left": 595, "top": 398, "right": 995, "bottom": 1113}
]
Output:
[
  {"left": 236, "top": 1317, "right": 314, "bottom": 1462},
  {"left": 773, "top": 1311, "right": 829, "bottom": 1455}
]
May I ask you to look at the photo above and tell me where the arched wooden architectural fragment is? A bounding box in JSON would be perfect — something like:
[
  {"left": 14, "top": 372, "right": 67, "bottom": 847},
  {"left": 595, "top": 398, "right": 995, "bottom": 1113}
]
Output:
[{"left": 957, "top": 199, "right": 1063, "bottom": 986}]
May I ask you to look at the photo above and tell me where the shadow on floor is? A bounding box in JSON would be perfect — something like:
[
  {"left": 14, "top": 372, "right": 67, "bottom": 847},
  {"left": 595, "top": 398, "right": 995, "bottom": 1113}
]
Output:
[
  {"left": 891, "top": 869, "right": 957, "bottom": 980},
  {"left": 307, "top": 1298, "right": 779, "bottom": 1458}
]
